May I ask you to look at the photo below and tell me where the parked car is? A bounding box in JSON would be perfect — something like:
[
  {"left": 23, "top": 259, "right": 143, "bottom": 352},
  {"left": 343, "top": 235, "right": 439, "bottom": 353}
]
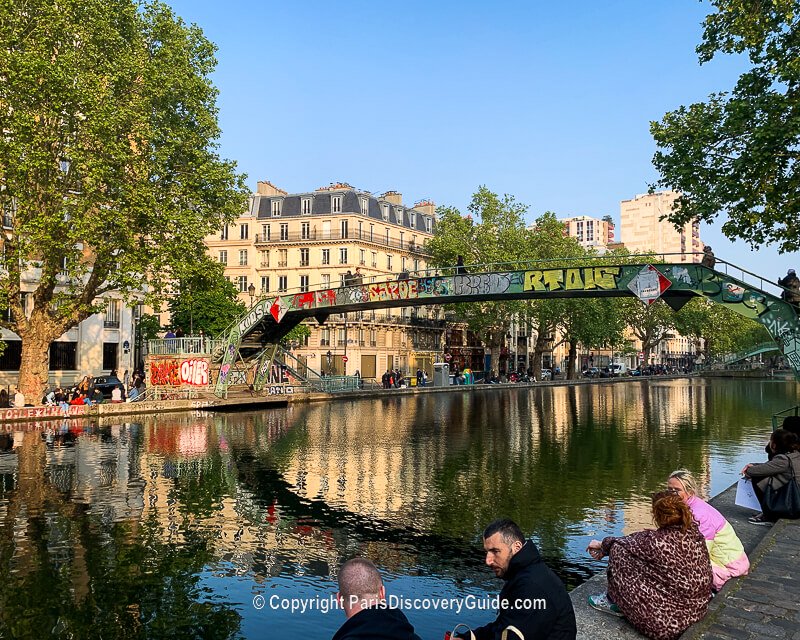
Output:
[
  {"left": 91, "top": 376, "right": 124, "bottom": 399},
  {"left": 629, "top": 368, "right": 642, "bottom": 376},
  {"left": 582, "top": 367, "right": 599, "bottom": 378}
]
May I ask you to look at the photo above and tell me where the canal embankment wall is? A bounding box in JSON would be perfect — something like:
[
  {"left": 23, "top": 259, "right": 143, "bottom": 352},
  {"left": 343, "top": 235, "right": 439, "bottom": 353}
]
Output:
[
  {"left": 571, "top": 482, "right": 799, "bottom": 639},
  {"left": 0, "top": 374, "right": 695, "bottom": 425}
]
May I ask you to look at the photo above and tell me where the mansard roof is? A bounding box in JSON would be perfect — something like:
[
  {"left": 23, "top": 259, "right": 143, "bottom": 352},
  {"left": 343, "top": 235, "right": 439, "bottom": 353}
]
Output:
[{"left": 253, "top": 189, "right": 434, "bottom": 233}]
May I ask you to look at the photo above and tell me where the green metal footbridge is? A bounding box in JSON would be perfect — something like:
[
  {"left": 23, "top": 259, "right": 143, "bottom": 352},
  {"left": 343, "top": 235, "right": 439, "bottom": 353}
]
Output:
[{"left": 213, "top": 256, "right": 800, "bottom": 396}]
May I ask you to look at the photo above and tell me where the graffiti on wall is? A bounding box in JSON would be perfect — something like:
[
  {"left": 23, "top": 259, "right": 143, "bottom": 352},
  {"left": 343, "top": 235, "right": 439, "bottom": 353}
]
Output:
[
  {"left": 150, "top": 358, "right": 210, "bottom": 387},
  {"left": 453, "top": 272, "right": 517, "bottom": 296},
  {"left": 524, "top": 267, "right": 621, "bottom": 292}
]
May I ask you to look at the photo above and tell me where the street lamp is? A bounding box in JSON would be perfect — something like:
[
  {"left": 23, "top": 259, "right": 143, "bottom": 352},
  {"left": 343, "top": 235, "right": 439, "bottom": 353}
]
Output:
[{"left": 248, "top": 282, "right": 256, "bottom": 308}]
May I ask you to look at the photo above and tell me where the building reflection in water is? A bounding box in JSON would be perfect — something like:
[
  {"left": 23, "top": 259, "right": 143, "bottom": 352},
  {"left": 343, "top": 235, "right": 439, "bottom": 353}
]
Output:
[{"left": 0, "top": 379, "right": 793, "bottom": 638}]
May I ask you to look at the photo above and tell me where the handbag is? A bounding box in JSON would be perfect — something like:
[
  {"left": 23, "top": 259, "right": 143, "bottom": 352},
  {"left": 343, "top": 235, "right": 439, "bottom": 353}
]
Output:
[
  {"left": 445, "top": 624, "right": 524, "bottom": 640},
  {"left": 763, "top": 455, "right": 800, "bottom": 519}
]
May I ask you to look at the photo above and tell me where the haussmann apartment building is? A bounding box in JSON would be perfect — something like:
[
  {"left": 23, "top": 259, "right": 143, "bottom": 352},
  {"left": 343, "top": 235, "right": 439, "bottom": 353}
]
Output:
[{"left": 204, "top": 181, "right": 445, "bottom": 381}]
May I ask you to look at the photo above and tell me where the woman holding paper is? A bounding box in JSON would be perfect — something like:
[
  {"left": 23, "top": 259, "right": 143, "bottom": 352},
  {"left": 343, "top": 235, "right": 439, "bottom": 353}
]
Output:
[
  {"left": 742, "top": 428, "right": 800, "bottom": 524},
  {"left": 668, "top": 470, "right": 749, "bottom": 590}
]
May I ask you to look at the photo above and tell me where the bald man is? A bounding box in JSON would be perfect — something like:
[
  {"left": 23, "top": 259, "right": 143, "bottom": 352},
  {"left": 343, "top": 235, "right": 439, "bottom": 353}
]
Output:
[{"left": 333, "top": 558, "right": 421, "bottom": 640}]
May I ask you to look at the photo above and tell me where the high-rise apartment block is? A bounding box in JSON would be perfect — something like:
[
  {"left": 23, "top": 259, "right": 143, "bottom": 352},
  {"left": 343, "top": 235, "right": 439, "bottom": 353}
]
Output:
[
  {"left": 205, "top": 181, "right": 444, "bottom": 380},
  {"left": 619, "top": 191, "right": 702, "bottom": 262},
  {"left": 559, "top": 215, "right": 616, "bottom": 252}
]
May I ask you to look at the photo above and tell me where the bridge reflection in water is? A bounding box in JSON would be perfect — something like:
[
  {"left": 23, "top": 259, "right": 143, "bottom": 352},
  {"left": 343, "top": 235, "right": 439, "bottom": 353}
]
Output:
[{"left": 0, "top": 379, "right": 795, "bottom": 639}]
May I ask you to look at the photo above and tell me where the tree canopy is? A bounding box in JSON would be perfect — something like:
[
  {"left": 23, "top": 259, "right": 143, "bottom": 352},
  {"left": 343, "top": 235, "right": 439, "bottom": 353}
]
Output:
[
  {"left": 0, "top": 0, "right": 247, "bottom": 399},
  {"left": 167, "top": 259, "right": 245, "bottom": 336},
  {"left": 651, "top": 0, "right": 800, "bottom": 252}
]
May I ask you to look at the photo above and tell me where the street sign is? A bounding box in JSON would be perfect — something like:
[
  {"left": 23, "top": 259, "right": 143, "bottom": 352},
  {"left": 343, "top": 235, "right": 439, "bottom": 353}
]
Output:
[
  {"left": 638, "top": 351, "right": 644, "bottom": 360},
  {"left": 342, "top": 355, "right": 348, "bottom": 363},
  {"left": 627, "top": 265, "right": 672, "bottom": 305}
]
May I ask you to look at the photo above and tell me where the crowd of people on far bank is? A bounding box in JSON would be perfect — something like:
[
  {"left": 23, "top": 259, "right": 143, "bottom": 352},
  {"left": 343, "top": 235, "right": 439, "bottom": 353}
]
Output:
[
  {"left": 0, "top": 369, "right": 148, "bottom": 412},
  {"left": 329, "top": 417, "right": 800, "bottom": 640}
]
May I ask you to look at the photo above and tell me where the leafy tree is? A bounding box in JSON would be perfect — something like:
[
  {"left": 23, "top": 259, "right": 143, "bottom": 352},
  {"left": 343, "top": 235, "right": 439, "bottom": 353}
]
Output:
[
  {"left": 622, "top": 299, "right": 677, "bottom": 364},
  {"left": 0, "top": 0, "right": 248, "bottom": 402},
  {"left": 137, "top": 313, "right": 163, "bottom": 342},
  {"left": 427, "top": 187, "right": 536, "bottom": 370},
  {"left": 651, "top": 0, "right": 800, "bottom": 252},
  {"left": 167, "top": 259, "right": 245, "bottom": 336},
  {"left": 675, "top": 297, "right": 772, "bottom": 358}
]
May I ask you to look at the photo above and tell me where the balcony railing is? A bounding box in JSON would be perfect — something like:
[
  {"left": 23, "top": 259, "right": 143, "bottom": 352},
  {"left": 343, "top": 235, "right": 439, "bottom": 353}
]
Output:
[{"left": 254, "top": 230, "right": 429, "bottom": 255}]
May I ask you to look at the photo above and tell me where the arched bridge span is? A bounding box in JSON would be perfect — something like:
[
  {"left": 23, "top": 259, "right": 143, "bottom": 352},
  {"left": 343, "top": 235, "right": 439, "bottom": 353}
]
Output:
[{"left": 215, "top": 261, "right": 800, "bottom": 393}]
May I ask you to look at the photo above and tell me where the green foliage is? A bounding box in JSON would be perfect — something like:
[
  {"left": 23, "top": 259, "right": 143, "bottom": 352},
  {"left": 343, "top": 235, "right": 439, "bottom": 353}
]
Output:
[
  {"left": 137, "top": 312, "right": 163, "bottom": 341},
  {"left": 651, "top": 0, "right": 800, "bottom": 252},
  {"left": 167, "top": 258, "right": 245, "bottom": 336},
  {"left": 281, "top": 323, "right": 312, "bottom": 347},
  {"left": 675, "top": 297, "right": 771, "bottom": 356},
  {"left": 0, "top": 0, "right": 247, "bottom": 391},
  {"left": 427, "top": 186, "right": 539, "bottom": 347}
]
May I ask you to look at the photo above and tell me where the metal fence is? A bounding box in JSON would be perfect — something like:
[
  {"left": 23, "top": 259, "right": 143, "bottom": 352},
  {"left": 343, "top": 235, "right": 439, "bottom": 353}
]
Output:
[{"left": 147, "top": 337, "right": 227, "bottom": 356}]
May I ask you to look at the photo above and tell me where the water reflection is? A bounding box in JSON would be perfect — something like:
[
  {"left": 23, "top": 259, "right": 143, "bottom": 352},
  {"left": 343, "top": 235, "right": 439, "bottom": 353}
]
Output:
[{"left": 0, "top": 379, "right": 796, "bottom": 639}]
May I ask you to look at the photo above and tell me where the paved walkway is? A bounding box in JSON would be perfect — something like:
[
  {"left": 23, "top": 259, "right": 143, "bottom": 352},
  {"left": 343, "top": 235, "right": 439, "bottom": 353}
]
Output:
[{"left": 570, "top": 483, "right": 799, "bottom": 639}]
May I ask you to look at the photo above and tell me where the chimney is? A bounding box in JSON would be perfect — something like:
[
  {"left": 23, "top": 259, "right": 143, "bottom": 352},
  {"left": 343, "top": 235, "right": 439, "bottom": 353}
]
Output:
[
  {"left": 382, "top": 190, "right": 403, "bottom": 205},
  {"left": 413, "top": 199, "right": 435, "bottom": 216},
  {"left": 257, "top": 180, "right": 287, "bottom": 196}
]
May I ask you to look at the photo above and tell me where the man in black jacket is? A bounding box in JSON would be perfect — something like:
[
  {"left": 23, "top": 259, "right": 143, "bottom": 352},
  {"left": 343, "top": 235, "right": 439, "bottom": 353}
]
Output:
[
  {"left": 333, "top": 557, "right": 421, "bottom": 640},
  {"left": 465, "top": 519, "right": 576, "bottom": 640}
]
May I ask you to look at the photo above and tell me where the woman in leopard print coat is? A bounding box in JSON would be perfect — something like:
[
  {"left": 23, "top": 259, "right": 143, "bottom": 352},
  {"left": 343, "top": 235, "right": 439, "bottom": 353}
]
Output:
[{"left": 587, "top": 491, "right": 713, "bottom": 640}]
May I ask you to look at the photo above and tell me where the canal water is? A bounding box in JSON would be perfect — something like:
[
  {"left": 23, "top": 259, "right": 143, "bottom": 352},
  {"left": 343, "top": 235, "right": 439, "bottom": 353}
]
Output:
[{"left": 0, "top": 378, "right": 797, "bottom": 639}]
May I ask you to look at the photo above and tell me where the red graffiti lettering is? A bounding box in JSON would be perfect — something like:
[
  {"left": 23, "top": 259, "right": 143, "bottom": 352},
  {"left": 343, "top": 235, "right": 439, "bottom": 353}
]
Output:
[{"left": 293, "top": 292, "right": 315, "bottom": 309}]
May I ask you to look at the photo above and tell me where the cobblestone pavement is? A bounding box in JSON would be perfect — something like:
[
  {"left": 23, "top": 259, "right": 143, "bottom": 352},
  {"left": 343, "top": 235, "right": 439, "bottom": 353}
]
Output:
[
  {"left": 571, "top": 484, "right": 799, "bottom": 639},
  {"left": 682, "top": 517, "right": 800, "bottom": 640}
]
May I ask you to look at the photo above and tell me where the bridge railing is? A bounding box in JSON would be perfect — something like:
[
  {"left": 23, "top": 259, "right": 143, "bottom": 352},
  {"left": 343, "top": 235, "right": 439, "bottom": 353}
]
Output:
[
  {"left": 148, "top": 337, "right": 227, "bottom": 357},
  {"left": 217, "top": 252, "right": 793, "bottom": 340}
]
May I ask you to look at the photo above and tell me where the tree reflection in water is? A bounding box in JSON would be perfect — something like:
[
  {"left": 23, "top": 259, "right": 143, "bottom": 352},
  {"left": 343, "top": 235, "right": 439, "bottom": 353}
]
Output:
[{"left": 0, "top": 379, "right": 794, "bottom": 638}]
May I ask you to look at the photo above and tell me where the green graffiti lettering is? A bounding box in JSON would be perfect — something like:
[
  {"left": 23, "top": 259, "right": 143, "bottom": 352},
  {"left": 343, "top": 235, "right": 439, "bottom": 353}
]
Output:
[
  {"left": 543, "top": 270, "right": 564, "bottom": 291},
  {"left": 565, "top": 268, "right": 584, "bottom": 290},
  {"left": 525, "top": 271, "right": 546, "bottom": 291},
  {"left": 594, "top": 267, "right": 620, "bottom": 290}
]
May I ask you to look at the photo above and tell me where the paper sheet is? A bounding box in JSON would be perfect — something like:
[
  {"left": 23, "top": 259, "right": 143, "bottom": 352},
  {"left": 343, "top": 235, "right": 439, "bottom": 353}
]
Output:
[{"left": 735, "top": 477, "right": 761, "bottom": 511}]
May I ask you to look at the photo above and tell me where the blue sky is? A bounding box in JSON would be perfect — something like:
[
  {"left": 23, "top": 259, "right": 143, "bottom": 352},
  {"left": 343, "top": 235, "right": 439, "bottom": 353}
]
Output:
[{"left": 167, "top": 0, "right": 798, "bottom": 282}]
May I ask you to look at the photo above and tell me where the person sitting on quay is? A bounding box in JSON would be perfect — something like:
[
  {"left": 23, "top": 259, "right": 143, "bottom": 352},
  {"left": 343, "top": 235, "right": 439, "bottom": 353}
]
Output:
[
  {"left": 667, "top": 469, "right": 749, "bottom": 590},
  {"left": 456, "top": 518, "right": 576, "bottom": 640},
  {"left": 586, "top": 490, "right": 712, "bottom": 640},
  {"left": 742, "top": 428, "right": 800, "bottom": 525},
  {"left": 111, "top": 385, "right": 125, "bottom": 404},
  {"left": 764, "top": 415, "right": 800, "bottom": 460},
  {"left": 12, "top": 388, "right": 26, "bottom": 408},
  {"left": 91, "top": 386, "right": 105, "bottom": 405},
  {"left": 332, "top": 557, "right": 421, "bottom": 640}
]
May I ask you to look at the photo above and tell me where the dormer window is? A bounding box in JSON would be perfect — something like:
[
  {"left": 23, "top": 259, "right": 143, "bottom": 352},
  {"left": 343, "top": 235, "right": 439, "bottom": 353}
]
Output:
[
  {"left": 382, "top": 204, "right": 389, "bottom": 221},
  {"left": 301, "top": 197, "right": 312, "bottom": 215},
  {"left": 332, "top": 195, "right": 342, "bottom": 213},
  {"left": 272, "top": 199, "right": 282, "bottom": 217},
  {"left": 360, "top": 197, "right": 368, "bottom": 215},
  {"left": 395, "top": 207, "right": 404, "bottom": 224},
  {"left": 425, "top": 217, "right": 432, "bottom": 234},
  {"left": 410, "top": 211, "right": 416, "bottom": 227}
]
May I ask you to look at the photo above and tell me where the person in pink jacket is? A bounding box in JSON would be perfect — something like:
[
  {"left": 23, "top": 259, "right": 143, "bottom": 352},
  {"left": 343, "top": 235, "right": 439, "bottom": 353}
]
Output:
[{"left": 668, "top": 469, "right": 749, "bottom": 590}]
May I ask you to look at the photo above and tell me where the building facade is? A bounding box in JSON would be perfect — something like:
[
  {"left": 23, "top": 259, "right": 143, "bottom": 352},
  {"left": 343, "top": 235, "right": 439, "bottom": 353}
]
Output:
[
  {"left": 559, "top": 215, "right": 616, "bottom": 252},
  {"left": 205, "top": 181, "right": 444, "bottom": 380},
  {"left": 619, "top": 191, "right": 703, "bottom": 262}
]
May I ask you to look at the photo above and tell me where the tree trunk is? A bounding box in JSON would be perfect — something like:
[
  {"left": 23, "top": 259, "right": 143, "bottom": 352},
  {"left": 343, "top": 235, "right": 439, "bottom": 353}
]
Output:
[
  {"left": 567, "top": 340, "right": 578, "bottom": 379},
  {"left": 17, "top": 333, "right": 54, "bottom": 406},
  {"left": 532, "top": 333, "right": 548, "bottom": 380}
]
